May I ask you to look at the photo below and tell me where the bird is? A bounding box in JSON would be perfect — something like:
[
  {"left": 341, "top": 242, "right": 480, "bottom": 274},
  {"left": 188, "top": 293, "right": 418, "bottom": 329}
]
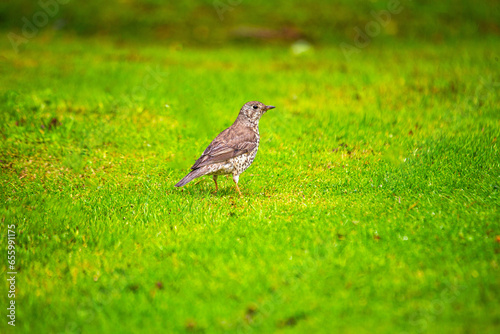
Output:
[{"left": 175, "top": 101, "right": 275, "bottom": 196}]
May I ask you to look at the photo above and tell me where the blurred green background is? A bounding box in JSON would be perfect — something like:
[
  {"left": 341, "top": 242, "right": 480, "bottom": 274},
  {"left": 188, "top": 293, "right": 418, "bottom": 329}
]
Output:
[{"left": 2, "top": 0, "right": 499, "bottom": 46}]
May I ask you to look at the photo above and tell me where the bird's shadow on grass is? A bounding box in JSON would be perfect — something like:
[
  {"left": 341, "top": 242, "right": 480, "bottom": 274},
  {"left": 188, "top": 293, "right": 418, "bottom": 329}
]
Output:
[
  {"left": 172, "top": 180, "right": 237, "bottom": 199},
  {"left": 171, "top": 179, "right": 264, "bottom": 199}
]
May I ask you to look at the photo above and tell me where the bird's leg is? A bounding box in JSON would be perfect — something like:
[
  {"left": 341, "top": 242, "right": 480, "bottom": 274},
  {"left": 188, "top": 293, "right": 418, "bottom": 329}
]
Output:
[
  {"left": 232, "top": 174, "right": 242, "bottom": 197},
  {"left": 213, "top": 175, "right": 218, "bottom": 193}
]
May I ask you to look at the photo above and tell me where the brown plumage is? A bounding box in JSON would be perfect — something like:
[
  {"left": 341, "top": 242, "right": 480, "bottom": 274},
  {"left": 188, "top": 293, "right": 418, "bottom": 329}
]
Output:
[{"left": 175, "top": 101, "right": 275, "bottom": 195}]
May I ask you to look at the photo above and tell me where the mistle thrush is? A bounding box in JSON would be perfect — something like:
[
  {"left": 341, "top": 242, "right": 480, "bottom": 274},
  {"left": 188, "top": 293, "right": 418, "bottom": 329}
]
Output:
[{"left": 175, "top": 101, "right": 275, "bottom": 195}]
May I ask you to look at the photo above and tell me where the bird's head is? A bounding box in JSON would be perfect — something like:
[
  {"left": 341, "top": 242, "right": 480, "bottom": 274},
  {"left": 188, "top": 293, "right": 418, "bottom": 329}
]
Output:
[{"left": 238, "top": 101, "right": 275, "bottom": 126}]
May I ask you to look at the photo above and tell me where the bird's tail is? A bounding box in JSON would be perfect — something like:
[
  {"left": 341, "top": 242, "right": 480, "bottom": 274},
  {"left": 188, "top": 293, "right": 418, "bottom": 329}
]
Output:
[{"left": 175, "top": 168, "right": 206, "bottom": 187}]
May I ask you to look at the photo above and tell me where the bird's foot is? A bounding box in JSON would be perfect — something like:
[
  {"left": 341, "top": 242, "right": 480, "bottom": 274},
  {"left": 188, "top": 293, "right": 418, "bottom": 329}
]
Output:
[
  {"left": 212, "top": 175, "right": 219, "bottom": 194},
  {"left": 234, "top": 184, "right": 243, "bottom": 197},
  {"left": 232, "top": 175, "right": 242, "bottom": 197}
]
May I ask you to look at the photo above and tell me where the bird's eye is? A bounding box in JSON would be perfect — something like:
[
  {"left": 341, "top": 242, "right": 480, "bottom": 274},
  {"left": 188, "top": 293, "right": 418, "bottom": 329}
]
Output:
[{"left": 252, "top": 105, "right": 258, "bottom": 109}]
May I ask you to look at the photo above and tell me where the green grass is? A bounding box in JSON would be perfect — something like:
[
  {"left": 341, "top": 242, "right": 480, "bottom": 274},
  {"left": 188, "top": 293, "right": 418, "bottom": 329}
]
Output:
[{"left": 0, "top": 35, "right": 499, "bottom": 333}]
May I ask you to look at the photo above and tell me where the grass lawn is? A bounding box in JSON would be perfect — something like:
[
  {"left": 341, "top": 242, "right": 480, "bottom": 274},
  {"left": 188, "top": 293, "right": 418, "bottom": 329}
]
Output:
[{"left": 1, "top": 36, "right": 499, "bottom": 333}]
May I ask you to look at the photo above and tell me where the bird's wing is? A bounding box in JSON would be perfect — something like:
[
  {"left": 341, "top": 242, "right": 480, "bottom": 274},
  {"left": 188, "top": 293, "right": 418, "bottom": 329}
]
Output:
[{"left": 190, "top": 126, "right": 257, "bottom": 170}]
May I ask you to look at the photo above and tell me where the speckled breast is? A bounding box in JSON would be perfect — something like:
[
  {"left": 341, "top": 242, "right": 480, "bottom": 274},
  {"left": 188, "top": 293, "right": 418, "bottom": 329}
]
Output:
[
  {"left": 231, "top": 146, "right": 259, "bottom": 175},
  {"left": 206, "top": 129, "right": 260, "bottom": 177}
]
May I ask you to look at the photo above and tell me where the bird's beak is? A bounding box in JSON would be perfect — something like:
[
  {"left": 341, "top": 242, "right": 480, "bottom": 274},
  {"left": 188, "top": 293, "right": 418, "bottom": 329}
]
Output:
[{"left": 265, "top": 105, "right": 276, "bottom": 111}]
